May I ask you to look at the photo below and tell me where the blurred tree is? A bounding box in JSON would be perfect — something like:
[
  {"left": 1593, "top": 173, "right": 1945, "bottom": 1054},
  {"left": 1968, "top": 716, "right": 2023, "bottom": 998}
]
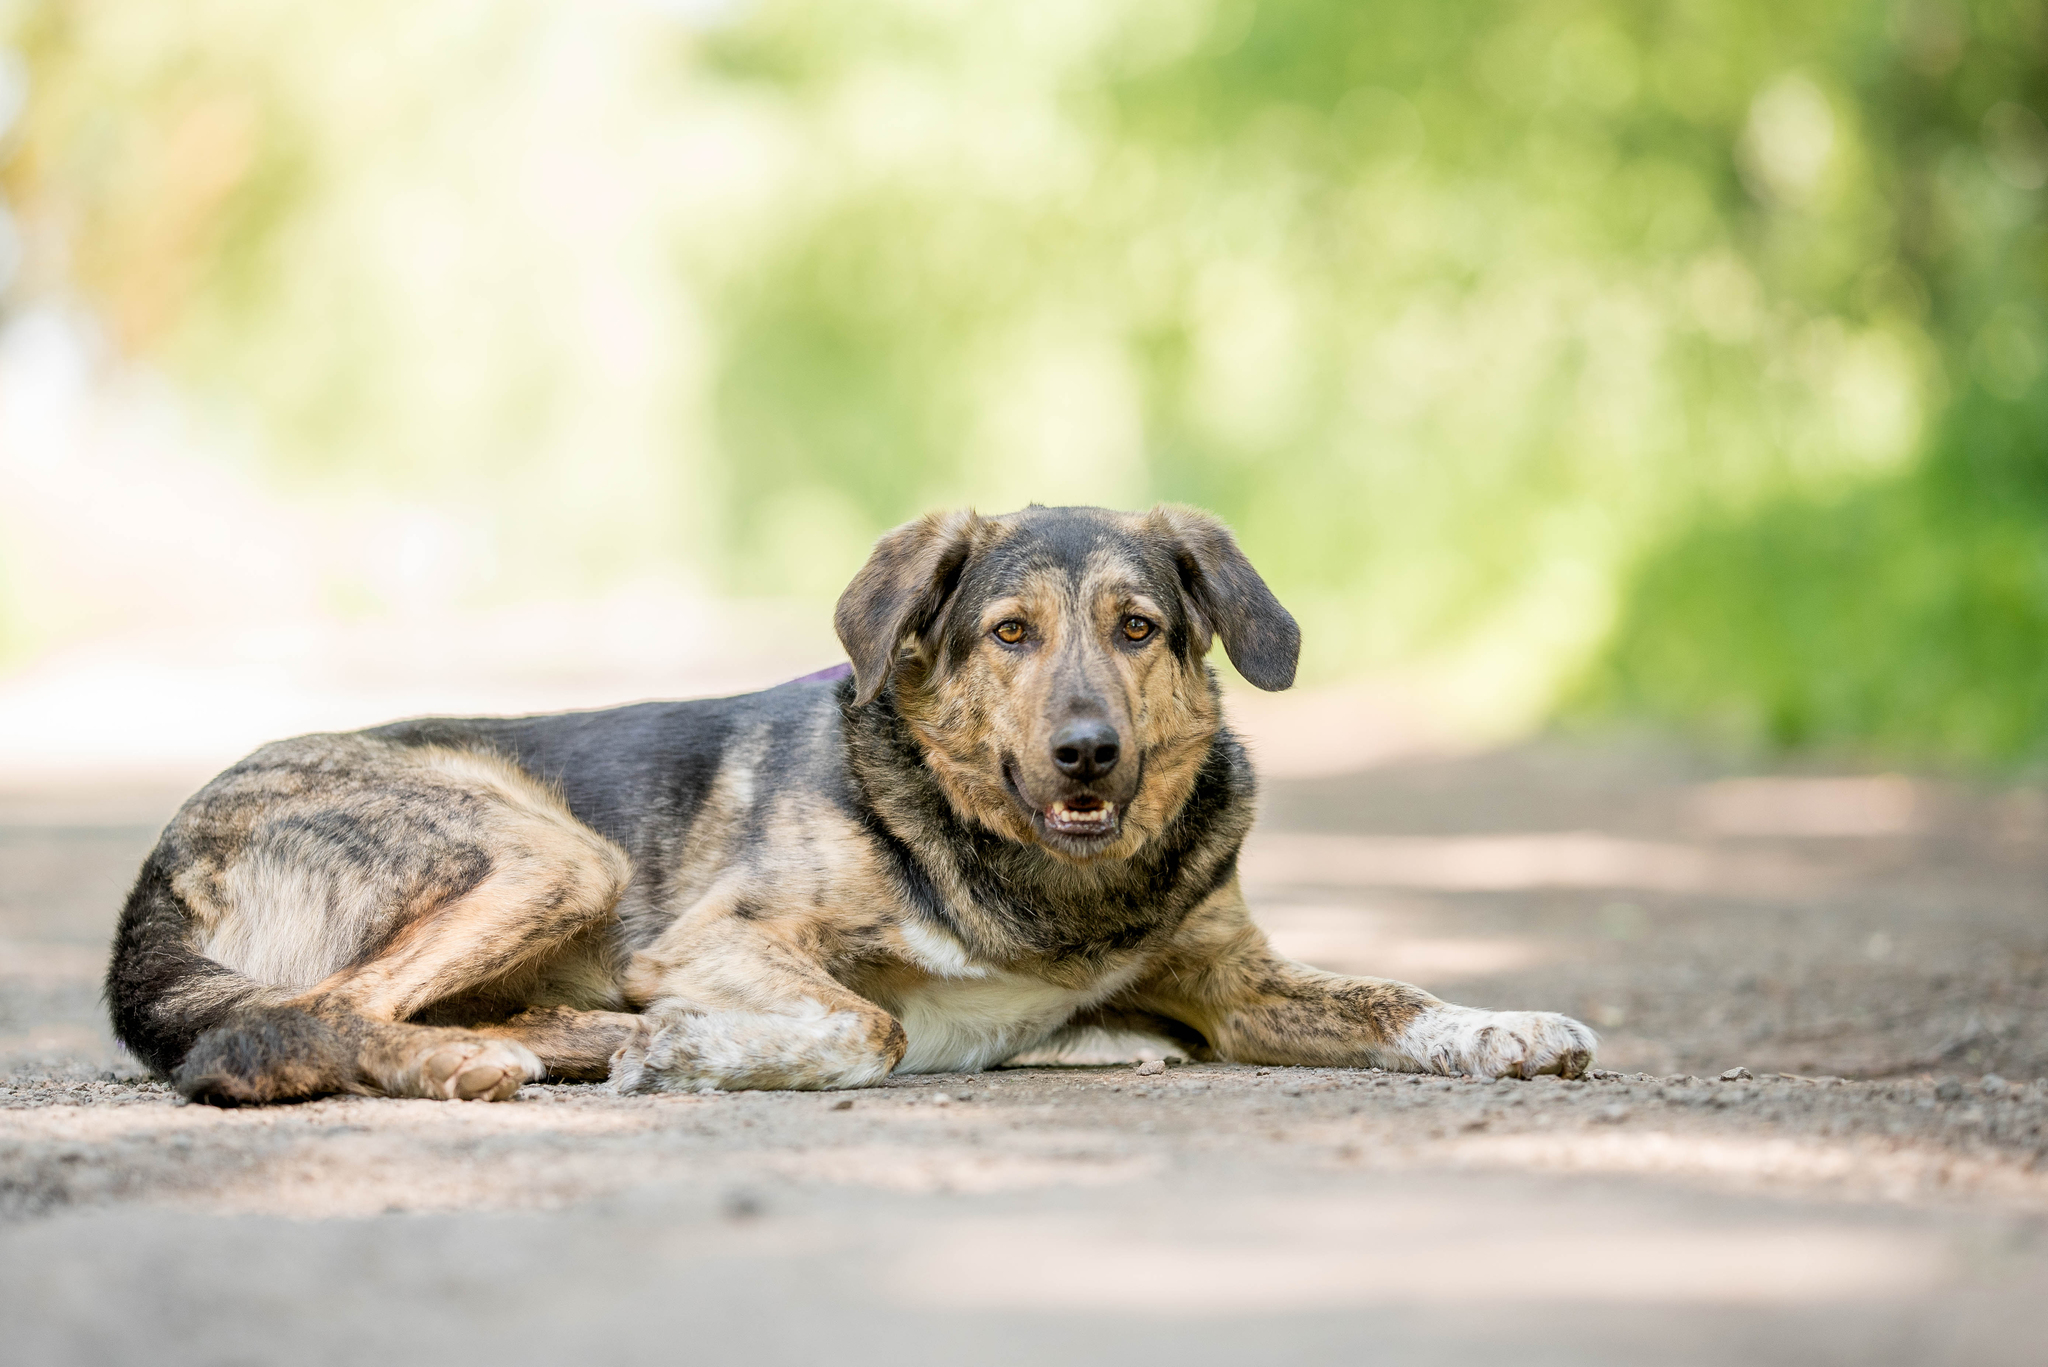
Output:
[
  {"left": 0, "top": 0, "right": 2043, "bottom": 757},
  {"left": 1577, "top": 0, "right": 2048, "bottom": 762}
]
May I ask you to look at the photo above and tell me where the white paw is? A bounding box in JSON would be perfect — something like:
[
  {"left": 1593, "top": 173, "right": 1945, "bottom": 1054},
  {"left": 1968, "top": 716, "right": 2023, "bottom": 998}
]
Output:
[
  {"left": 607, "top": 1035, "right": 651, "bottom": 1094},
  {"left": 1393, "top": 1005, "right": 1596, "bottom": 1079},
  {"left": 407, "top": 1039, "right": 543, "bottom": 1101},
  {"left": 607, "top": 1019, "right": 722, "bottom": 1095},
  {"left": 607, "top": 1010, "right": 897, "bottom": 1093}
]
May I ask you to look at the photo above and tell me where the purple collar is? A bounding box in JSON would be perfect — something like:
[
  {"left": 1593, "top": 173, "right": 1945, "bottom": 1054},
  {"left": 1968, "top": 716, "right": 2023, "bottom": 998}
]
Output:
[{"left": 787, "top": 661, "right": 854, "bottom": 685}]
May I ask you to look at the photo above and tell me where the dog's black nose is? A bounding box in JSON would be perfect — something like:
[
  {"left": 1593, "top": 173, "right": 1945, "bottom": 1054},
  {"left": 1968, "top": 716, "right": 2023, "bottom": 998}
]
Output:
[{"left": 1050, "top": 720, "right": 1120, "bottom": 780}]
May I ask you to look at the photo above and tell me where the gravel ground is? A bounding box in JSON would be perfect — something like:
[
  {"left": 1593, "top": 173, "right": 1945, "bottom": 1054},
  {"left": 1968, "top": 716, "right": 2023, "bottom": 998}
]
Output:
[{"left": 4, "top": 739, "right": 2048, "bottom": 1364}]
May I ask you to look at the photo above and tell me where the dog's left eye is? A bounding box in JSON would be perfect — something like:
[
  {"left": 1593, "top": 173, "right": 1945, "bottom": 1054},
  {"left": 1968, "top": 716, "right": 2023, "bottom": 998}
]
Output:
[
  {"left": 992, "top": 620, "right": 1028, "bottom": 645},
  {"left": 1121, "top": 616, "right": 1155, "bottom": 643}
]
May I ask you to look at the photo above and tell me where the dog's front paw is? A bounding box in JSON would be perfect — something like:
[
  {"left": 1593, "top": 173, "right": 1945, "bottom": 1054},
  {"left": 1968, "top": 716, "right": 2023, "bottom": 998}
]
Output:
[
  {"left": 607, "top": 1018, "right": 719, "bottom": 1095},
  {"left": 606, "top": 1019, "right": 657, "bottom": 1094},
  {"left": 1393, "top": 1005, "right": 1596, "bottom": 1079}
]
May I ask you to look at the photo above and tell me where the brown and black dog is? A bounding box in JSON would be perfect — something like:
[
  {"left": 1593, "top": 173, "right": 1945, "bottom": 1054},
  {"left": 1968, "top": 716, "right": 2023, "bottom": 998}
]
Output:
[{"left": 106, "top": 504, "right": 1595, "bottom": 1104}]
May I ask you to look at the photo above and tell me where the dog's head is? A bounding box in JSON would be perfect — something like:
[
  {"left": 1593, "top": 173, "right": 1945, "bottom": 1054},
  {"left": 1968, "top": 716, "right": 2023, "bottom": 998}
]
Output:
[{"left": 836, "top": 504, "right": 1298, "bottom": 861}]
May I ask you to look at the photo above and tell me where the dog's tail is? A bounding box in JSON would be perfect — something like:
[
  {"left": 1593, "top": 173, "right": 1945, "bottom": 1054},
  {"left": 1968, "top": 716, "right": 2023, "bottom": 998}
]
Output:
[{"left": 105, "top": 847, "right": 269, "bottom": 1077}]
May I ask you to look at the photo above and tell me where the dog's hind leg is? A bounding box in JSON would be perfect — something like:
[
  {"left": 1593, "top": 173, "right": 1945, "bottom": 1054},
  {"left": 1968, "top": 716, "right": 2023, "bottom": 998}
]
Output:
[
  {"left": 472, "top": 1005, "right": 648, "bottom": 1081},
  {"left": 175, "top": 765, "right": 634, "bottom": 1106},
  {"left": 175, "top": 1008, "right": 547, "bottom": 1105}
]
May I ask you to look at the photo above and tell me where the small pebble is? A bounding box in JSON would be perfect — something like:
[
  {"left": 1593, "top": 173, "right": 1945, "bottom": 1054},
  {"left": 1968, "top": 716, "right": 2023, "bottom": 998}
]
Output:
[
  {"left": 1720, "top": 1067, "right": 1752, "bottom": 1081},
  {"left": 1135, "top": 1059, "right": 1166, "bottom": 1077},
  {"left": 721, "top": 1190, "right": 765, "bottom": 1221},
  {"left": 829, "top": 1098, "right": 853, "bottom": 1111},
  {"left": 1981, "top": 1074, "right": 2009, "bottom": 1096},
  {"left": 1935, "top": 1078, "right": 1964, "bottom": 1101},
  {"left": 1595, "top": 1104, "right": 1631, "bottom": 1124}
]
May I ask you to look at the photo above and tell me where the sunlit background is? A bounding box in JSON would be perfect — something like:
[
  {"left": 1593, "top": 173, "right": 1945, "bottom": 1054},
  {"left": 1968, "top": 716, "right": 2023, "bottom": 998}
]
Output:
[{"left": 0, "top": 0, "right": 2045, "bottom": 788}]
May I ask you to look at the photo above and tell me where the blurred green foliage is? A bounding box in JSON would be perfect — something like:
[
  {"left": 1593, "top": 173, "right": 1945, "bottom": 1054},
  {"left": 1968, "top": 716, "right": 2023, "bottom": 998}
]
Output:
[
  {"left": 1568, "top": 1, "right": 2048, "bottom": 764},
  {"left": 1581, "top": 388, "right": 2048, "bottom": 763},
  {"left": 2, "top": 1, "right": 2045, "bottom": 758}
]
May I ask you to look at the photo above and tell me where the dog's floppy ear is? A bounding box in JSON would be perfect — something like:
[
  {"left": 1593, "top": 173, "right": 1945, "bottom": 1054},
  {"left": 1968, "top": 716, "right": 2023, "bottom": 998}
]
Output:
[
  {"left": 1147, "top": 504, "right": 1300, "bottom": 691},
  {"left": 835, "top": 509, "right": 986, "bottom": 705}
]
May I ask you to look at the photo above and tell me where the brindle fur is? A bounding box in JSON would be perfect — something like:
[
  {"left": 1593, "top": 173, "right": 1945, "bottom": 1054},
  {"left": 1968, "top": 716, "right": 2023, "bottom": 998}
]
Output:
[{"left": 106, "top": 504, "right": 1595, "bottom": 1104}]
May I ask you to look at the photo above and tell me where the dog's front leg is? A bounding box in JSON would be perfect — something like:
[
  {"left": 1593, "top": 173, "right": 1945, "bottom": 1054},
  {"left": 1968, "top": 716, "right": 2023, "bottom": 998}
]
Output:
[
  {"left": 610, "top": 900, "right": 905, "bottom": 1094},
  {"left": 1124, "top": 879, "right": 1595, "bottom": 1079},
  {"left": 610, "top": 1004, "right": 905, "bottom": 1094}
]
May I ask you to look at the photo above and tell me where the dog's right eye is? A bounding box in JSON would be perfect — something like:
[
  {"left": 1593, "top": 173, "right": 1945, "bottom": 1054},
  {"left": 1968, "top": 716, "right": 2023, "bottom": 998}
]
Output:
[{"left": 992, "top": 621, "right": 1027, "bottom": 645}]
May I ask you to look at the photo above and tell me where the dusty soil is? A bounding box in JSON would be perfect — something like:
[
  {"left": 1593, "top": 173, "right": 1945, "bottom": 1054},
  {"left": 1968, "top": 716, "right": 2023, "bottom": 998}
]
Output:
[{"left": 5, "top": 739, "right": 2048, "bottom": 1364}]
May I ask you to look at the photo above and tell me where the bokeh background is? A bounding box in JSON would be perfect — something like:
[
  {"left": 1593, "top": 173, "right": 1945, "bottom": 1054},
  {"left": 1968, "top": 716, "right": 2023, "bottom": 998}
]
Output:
[{"left": 0, "top": 0, "right": 2044, "bottom": 786}]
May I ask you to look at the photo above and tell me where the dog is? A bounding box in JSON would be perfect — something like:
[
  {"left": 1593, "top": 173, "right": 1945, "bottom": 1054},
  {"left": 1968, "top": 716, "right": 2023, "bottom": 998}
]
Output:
[{"left": 106, "top": 504, "right": 1595, "bottom": 1104}]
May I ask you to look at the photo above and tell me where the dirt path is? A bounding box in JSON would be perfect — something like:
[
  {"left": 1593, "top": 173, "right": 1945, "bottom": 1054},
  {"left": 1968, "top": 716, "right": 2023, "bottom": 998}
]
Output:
[{"left": 4, "top": 741, "right": 2048, "bottom": 1364}]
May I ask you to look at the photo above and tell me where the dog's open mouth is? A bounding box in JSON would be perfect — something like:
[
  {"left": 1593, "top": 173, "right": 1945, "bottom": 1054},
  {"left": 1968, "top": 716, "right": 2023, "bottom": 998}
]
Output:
[
  {"left": 1041, "top": 794, "right": 1119, "bottom": 839},
  {"left": 1005, "top": 760, "right": 1122, "bottom": 844}
]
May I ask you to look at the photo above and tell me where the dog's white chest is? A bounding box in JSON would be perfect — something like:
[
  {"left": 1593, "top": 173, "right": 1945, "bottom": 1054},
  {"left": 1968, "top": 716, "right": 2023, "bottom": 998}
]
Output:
[
  {"left": 891, "top": 972, "right": 1101, "bottom": 1074},
  {"left": 887, "top": 921, "right": 1129, "bottom": 1074}
]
